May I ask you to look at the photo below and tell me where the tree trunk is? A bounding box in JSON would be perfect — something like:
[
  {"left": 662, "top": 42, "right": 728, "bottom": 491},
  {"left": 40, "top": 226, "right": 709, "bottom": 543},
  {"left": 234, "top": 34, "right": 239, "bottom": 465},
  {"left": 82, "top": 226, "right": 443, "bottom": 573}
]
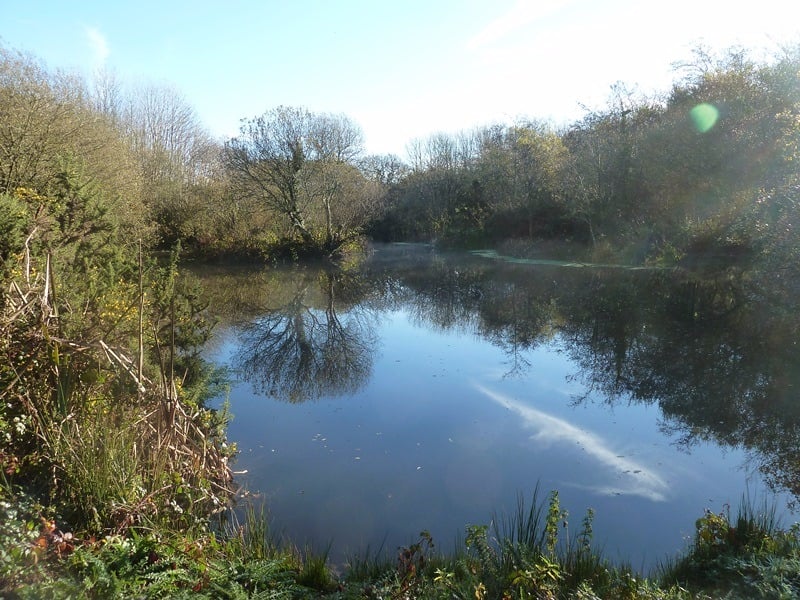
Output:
[{"left": 324, "top": 197, "right": 333, "bottom": 248}]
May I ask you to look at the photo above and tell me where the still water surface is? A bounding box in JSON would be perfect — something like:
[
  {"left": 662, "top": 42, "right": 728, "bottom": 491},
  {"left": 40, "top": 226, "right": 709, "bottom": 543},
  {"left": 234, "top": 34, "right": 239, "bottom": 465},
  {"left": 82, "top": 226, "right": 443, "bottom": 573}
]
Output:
[{"left": 199, "top": 244, "right": 798, "bottom": 568}]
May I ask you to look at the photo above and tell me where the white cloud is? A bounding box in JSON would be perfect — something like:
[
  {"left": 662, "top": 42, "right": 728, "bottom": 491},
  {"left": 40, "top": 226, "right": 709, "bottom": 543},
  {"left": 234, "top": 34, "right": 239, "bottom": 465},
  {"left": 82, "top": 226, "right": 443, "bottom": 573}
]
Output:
[
  {"left": 467, "top": 0, "right": 572, "bottom": 50},
  {"left": 474, "top": 383, "right": 669, "bottom": 501},
  {"left": 85, "top": 26, "right": 110, "bottom": 66}
]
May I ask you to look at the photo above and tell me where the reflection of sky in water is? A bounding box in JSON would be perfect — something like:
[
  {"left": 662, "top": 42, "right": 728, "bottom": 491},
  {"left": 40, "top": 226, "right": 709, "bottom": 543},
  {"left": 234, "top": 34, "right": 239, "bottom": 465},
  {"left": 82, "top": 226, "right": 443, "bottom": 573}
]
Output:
[
  {"left": 474, "top": 384, "right": 669, "bottom": 502},
  {"left": 211, "top": 305, "right": 793, "bottom": 570}
]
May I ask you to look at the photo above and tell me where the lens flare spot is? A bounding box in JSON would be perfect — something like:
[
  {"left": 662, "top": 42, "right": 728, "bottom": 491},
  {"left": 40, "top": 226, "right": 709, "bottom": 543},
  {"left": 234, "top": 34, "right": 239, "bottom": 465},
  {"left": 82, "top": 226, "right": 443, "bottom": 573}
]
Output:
[{"left": 690, "top": 103, "right": 719, "bottom": 133}]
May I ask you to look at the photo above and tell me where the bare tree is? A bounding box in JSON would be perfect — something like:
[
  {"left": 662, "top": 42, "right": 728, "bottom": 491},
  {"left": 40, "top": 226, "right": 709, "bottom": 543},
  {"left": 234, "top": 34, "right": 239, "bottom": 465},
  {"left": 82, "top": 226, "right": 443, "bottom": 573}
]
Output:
[
  {"left": 90, "top": 66, "right": 124, "bottom": 124},
  {"left": 359, "top": 153, "right": 408, "bottom": 187},
  {"left": 224, "top": 106, "right": 375, "bottom": 254},
  {"left": 122, "top": 83, "right": 215, "bottom": 184},
  {"left": 105, "top": 81, "right": 221, "bottom": 244}
]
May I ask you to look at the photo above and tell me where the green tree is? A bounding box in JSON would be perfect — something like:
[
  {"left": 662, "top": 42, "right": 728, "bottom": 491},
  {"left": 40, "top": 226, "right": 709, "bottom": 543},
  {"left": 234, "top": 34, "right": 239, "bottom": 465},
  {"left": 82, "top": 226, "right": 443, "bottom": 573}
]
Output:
[
  {"left": 501, "top": 122, "right": 572, "bottom": 240},
  {"left": 0, "top": 45, "right": 147, "bottom": 240}
]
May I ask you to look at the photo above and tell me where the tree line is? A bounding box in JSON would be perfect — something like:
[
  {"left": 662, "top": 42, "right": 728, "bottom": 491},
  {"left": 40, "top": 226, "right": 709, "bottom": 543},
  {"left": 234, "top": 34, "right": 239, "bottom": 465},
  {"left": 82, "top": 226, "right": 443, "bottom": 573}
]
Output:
[
  {"left": 374, "top": 46, "right": 800, "bottom": 270},
  {"left": 1, "top": 42, "right": 799, "bottom": 267}
]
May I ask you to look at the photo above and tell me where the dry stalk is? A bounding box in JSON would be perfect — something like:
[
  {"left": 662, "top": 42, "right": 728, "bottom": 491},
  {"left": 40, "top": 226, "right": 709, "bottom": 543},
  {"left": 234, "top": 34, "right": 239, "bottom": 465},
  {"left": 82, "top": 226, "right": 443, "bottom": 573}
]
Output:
[{"left": 2, "top": 246, "right": 235, "bottom": 526}]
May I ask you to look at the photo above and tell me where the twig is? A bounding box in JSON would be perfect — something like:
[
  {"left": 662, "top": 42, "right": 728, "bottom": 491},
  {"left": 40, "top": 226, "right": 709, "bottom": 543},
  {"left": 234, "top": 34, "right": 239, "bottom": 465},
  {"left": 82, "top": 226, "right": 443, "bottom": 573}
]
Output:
[
  {"left": 23, "top": 226, "right": 39, "bottom": 284},
  {"left": 138, "top": 239, "right": 144, "bottom": 398},
  {"left": 99, "top": 340, "right": 146, "bottom": 393}
]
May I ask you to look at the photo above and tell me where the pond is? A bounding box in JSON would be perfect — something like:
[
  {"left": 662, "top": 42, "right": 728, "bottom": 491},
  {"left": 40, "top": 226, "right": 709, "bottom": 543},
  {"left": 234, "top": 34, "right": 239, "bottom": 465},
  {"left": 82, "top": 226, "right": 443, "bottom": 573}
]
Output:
[{"left": 198, "top": 243, "right": 799, "bottom": 569}]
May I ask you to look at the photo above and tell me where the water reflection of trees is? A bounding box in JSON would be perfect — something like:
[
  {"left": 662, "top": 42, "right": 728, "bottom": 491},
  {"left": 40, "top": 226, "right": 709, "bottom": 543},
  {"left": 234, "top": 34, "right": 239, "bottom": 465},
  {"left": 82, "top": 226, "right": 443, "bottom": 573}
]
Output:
[
  {"left": 199, "top": 246, "right": 800, "bottom": 501},
  {"left": 363, "top": 249, "right": 800, "bottom": 503},
  {"left": 394, "top": 256, "right": 565, "bottom": 376},
  {"left": 233, "top": 269, "right": 379, "bottom": 403},
  {"left": 558, "top": 269, "right": 800, "bottom": 503}
]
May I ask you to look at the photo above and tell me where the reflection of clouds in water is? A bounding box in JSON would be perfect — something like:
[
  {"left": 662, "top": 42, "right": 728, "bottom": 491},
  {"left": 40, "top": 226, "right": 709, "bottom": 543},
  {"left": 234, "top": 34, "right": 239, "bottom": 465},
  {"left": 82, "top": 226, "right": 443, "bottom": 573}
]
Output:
[{"left": 474, "top": 383, "right": 669, "bottom": 502}]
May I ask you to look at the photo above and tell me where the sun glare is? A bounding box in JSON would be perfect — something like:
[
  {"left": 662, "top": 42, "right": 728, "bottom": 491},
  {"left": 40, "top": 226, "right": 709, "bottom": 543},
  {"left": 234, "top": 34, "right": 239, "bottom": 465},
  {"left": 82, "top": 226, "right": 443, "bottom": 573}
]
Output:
[{"left": 690, "top": 103, "right": 720, "bottom": 133}]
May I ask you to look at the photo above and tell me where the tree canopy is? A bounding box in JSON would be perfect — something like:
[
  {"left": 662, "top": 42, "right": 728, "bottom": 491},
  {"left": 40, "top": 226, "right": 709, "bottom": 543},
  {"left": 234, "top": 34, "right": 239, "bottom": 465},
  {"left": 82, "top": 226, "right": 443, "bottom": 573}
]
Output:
[
  {"left": 1, "top": 41, "right": 798, "bottom": 267},
  {"left": 224, "top": 106, "right": 381, "bottom": 256}
]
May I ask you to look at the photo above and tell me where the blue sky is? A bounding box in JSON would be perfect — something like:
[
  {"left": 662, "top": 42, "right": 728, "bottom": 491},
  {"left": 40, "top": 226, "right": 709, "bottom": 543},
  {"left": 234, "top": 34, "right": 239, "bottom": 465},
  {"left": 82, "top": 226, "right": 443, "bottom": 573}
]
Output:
[{"left": 2, "top": 1, "right": 799, "bottom": 156}]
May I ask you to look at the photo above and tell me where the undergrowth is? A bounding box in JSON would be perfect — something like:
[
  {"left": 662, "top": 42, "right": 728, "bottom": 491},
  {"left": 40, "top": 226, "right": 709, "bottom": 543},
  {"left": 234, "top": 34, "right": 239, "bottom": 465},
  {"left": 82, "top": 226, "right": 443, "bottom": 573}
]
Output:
[{"left": 3, "top": 478, "right": 799, "bottom": 598}]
